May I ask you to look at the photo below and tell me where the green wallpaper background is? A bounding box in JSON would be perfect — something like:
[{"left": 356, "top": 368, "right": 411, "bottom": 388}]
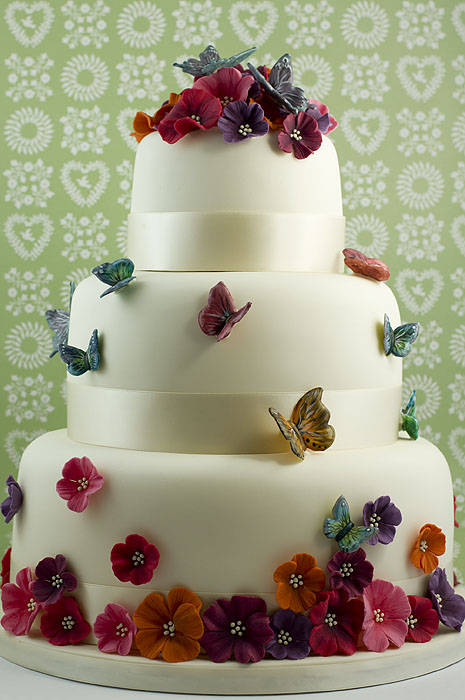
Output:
[{"left": 1, "top": 0, "right": 465, "bottom": 575}]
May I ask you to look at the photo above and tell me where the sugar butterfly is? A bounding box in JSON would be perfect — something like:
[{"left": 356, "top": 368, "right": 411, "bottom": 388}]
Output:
[
  {"left": 198, "top": 281, "right": 252, "bottom": 342},
  {"left": 323, "top": 495, "right": 377, "bottom": 553},
  {"left": 45, "top": 281, "right": 75, "bottom": 358},
  {"left": 91, "top": 258, "right": 136, "bottom": 298},
  {"left": 59, "top": 329, "right": 100, "bottom": 376},
  {"left": 174, "top": 45, "right": 257, "bottom": 77},
  {"left": 247, "top": 54, "right": 308, "bottom": 115},
  {"left": 384, "top": 313, "right": 420, "bottom": 358},
  {"left": 400, "top": 389, "right": 419, "bottom": 440},
  {"left": 269, "top": 387, "right": 335, "bottom": 460}
]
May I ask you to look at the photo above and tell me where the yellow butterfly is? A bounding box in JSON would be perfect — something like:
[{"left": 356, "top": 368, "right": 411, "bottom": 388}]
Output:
[{"left": 269, "top": 387, "right": 335, "bottom": 460}]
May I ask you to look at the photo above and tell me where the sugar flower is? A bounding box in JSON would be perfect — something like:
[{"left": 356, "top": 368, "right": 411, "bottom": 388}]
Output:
[
  {"left": 327, "top": 548, "right": 374, "bottom": 597},
  {"left": 131, "top": 93, "right": 182, "bottom": 142},
  {"left": 410, "top": 523, "right": 446, "bottom": 573},
  {"left": 217, "top": 100, "right": 269, "bottom": 143},
  {"left": 362, "top": 495, "right": 402, "bottom": 545},
  {"left": 266, "top": 608, "right": 312, "bottom": 660},
  {"left": 1, "top": 567, "right": 44, "bottom": 635},
  {"left": 306, "top": 99, "right": 338, "bottom": 134},
  {"left": 134, "top": 587, "right": 203, "bottom": 663},
  {"left": 277, "top": 112, "right": 322, "bottom": 160},
  {"left": 93, "top": 603, "right": 137, "bottom": 655},
  {"left": 110, "top": 533, "right": 160, "bottom": 586},
  {"left": 1, "top": 475, "right": 23, "bottom": 524},
  {"left": 309, "top": 589, "right": 364, "bottom": 656},
  {"left": 40, "top": 596, "right": 91, "bottom": 646},
  {"left": 193, "top": 66, "right": 254, "bottom": 107},
  {"left": 428, "top": 567, "right": 465, "bottom": 631},
  {"left": 201, "top": 595, "right": 273, "bottom": 664},
  {"left": 362, "top": 579, "right": 410, "bottom": 652},
  {"left": 158, "top": 88, "right": 222, "bottom": 144},
  {"left": 454, "top": 495, "right": 459, "bottom": 528},
  {"left": 343, "top": 249, "right": 390, "bottom": 283},
  {"left": 273, "top": 552, "right": 325, "bottom": 613},
  {"left": 1, "top": 547, "right": 11, "bottom": 587},
  {"left": 31, "top": 554, "right": 77, "bottom": 605},
  {"left": 406, "top": 595, "right": 439, "bottom": 643},
  {"left": 56, "top": 456, "right": 104, "bottom": 513}
]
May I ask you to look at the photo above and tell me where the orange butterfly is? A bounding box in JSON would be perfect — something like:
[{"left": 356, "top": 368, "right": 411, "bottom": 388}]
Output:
[{"left": 269, "top": 388, "right": 335, "bottom": 460}]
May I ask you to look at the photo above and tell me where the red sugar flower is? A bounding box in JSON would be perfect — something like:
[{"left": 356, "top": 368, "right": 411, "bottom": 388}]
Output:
[
  {"left": 1, "top": 547, "right": 11, "bottom": 587},
  {"left": 362, "top": 579, "right": 410, "bottom": 652},
  {"left": 40, "top": 596, "right": 91, "bottom": 646},
  {"left": 110, "top": 533, "right": 160, "bottom": 585},
  {"left": 193, "top": 67, "right": 254, "bottom": 108},
  {"left": 309, "top": 588, "right": 364, "bottom": 656},
  {"left": 1, "top": 567, "right": 44, "bottom": 635},
  {"left": 277, "top": 112, "right": 322, "bottom": 160},
  {"left": 93, "top": 603, "right": 137, "bottom": 655},
  {"left": 56, "top": 456, "right": 104, "bottom": 513},
  {"left": 406, "top": 595, "right": 439, "bottom": 643},
  {"left": 158, "top": 88, "right": 222, "bottom": 144},
  {"left": 131, "top": 93, "right": 182, "bottom": 143}
]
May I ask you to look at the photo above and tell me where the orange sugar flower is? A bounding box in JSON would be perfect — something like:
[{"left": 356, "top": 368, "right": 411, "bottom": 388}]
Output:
[
  {"left": 410, "top": 523, "right": 446, "bottom": 573},
  {"left": 273, "top": 552, "right": 325, "bottom": 613},
  {"left": 152, "top": 92, "right": 182, "bottom": 126},
  {"left": 133, "top": 586, "right": 203, "bottom": 663},
  {"left": 131, "top": 93, "right": 183, "bottom": 143}
]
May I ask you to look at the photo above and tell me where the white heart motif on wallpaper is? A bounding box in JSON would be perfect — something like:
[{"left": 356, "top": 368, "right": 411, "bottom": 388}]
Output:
[
  {"left": 395, "top": 269, "right": 444, "bottom": 315},
  {"left": 341, "top": 109, "right": 390, "bottom": 155},
  {"left": 396, "top": 56, "right": 445, "bottom": 102},
  {"left": 60, "top": 161, "right": 110, "bottom": 207},
  {"left": 452, "top": 3, "right": 465, "bottom": 42},
  {"left": 5, "top": 213, "right": 53, "bottom": 260},
  {"left": 4, "top": 429, "right": 45, "bottom": 468},
  {"left": 5, "top": 1, "right": 54, "bottom": 48},
  {"left": 229, "top": 1, "right": 278, "bottom": 46},
  {"left": 449, "top": 426, "right": 465, "bottom": 468}
]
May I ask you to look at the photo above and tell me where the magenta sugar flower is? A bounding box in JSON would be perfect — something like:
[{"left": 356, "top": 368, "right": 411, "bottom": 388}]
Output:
[
  {"left": 327, "top": 548, "right": 374, "bottom": 598},
  {"left": 428, "top": 567, "right": 465, "bottom": 631},
  {"left": 362, "top": 579, "right": 410, "bottom": 652},
  {"left": 218, "top": 101, "right": 269, "bottom": 143},
  {"left": 110, "top": 533, "right": 160, "bottom": 585},
  {"left": 56, "top": 456, "right": 104, "bottom": 513},
  {"left": 193, "top": 66, "right": 254, "bottom": 106},
  {"left": 1, "top": 567, "right": 44, "bottom": 636},
  {"left": 93, "top": 603, "right": 137, "bottom": 655},
  {"left": 362, "top": 495, "right": 402, "bottom": 545},
  {"left": 406, "top": 595, "right": 439, "bottom": 643},
  {"left": 309, "top": 589, "right": 364, "bottom": 657},
  {"left": 266, "top": 608, "right": 312, "bottom": 660},
  {"left": 40, "top": 596, "right": 91, "bottom": 646},
  {"left": 277, "top": 112, "right": 322, "bottom": 160},
  {"left": 158, "top": 88, "right": 222, "bottom": 144},
  {"left": 1, "top": 475, "right": 23, "bottom": 524},
  {"left": 31, "top": 554, "right": 77, "bottom": 605},
  {"left": 201, "top": 595, "right": 273, "bottom": 664}
]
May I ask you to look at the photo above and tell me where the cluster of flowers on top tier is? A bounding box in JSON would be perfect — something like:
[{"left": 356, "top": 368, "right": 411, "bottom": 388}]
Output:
[{"left": 131, "top": 45, "right": 337, "bottom": 160}]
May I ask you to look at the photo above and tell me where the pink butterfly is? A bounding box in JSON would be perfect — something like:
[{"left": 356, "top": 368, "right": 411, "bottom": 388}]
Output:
[
  {"left": 343, "top": 248, "right": 390, "bottom": 282},
  {"left": 198, "top": 281, "right": 252, "bottom": 342}
]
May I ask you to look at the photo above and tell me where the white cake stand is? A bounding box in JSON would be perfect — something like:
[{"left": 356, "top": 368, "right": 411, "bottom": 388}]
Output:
[{"left": 1, "top": 588, "right": 465, "bottom": 696}]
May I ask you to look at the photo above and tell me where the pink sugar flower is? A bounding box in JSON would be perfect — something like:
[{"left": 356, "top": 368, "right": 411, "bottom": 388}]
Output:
[
  {"left": 406, "top": 595, "right": 439, "bottom": 643},
  {"left": 110, "top": 533, "right": 160, "bottom": 585},
  {"left": 362, "top": 579, "right": 410, "bottom": 652},
  {"left": 1, "top": 566, "right": 44, "bottom": 635},
  {"left": 193, "top": 67, "right": 254, "bottom": 108},
  {"left": 277, "top": 112, "right": 322, "bottom": 160},
  {"left": 56, "top": 456, "right": 104, "bottom": 513},
  {"left": 40, "top": 596, "right": 91, "bottom": 646},
  {"left": 93, "top": 603, "right": 137, "bottom": 655},
  {"left": 158, "top": 88, "right": 222, "bottom": 144}
]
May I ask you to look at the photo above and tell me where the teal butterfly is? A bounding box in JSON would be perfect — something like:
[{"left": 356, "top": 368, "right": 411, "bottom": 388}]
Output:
[
  {"left": 384, "top": 313, "right": 420, "bottom": 358},
  {"left": 173, "top": 45, "right": 257, "bottom": 76},
  {"left": 45, "top": 281, "right": 75, "bottom": 358},
  {"left": 59, "top": 329, "right": 100, "bottom": 376},
  {"left": 323, "top": 495, "right": 377, "bottom": 553},
  {"left": 92, "top": 258, "right": 136, "bottom": 298},
  {"left": 400, "top": 390, "right": 419, "bottom": 440}
]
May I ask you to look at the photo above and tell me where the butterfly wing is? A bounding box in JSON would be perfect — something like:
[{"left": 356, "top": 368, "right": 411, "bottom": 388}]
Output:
[
  {"left": 392, "top": 322, "right": 420, "bottom": 358},
  {"left": 269, "top": 408, "right": 305, "bottom": 460},
  {"left": 45, "top": 309, "right": 70, "bottom": 358},
  {"left": 323, "top": 495, "right": 351, "bottom": 539},
  {"left": 401, "top": 413, "right": 419, "bottom": 440},
  {"left": 338, "top": 525, "right": 378, "bottom": 553},
  {"left": 291, "top": 387, "right": 335, "bottom": 452},
  {"left": 59, "top": 344, "right": 88, "bottom": 376},
  {"left": 268, "top": 53, "right": 293, "bottom": 89},
  {"left": 85, "top": 329, "right": 100, "bottom": 372},
  {"left": 198, "top": 281, "right": 235, "bottom": 337},
  {"left": 383, "top": 313, "right": 394, "bottom": 355}
]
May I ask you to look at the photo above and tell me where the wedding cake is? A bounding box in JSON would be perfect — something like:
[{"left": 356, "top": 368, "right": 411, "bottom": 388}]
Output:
[{"left": 1, "top": 45, "right": 464, "bottom": 694}]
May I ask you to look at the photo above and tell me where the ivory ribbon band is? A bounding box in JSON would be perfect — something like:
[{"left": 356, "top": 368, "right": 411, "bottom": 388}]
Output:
[
  {"left": 127, "top": 212, "right": 346, "bottom": 272},
  {"left": 67, "top": 382, "right": 402, "bottom": 454}
]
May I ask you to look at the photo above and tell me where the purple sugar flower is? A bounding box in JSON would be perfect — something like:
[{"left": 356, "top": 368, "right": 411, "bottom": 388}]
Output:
[
  {"left": 428, "top": 568, "right": 465, "bottom": 631},
  {"left": 266, "top": 608, "right": 312, "bottom": 660},
  {"left": 362, "top": 495, "right": 402, "bottom": 545},
  {"left": 31, "top": 554, "right": 77, "bottom": 605},
  {"left": 201, "top": 595, "right": 273, "bottom": 664},
  {"left": 217, "top": 100, "right": 269, "bottom": 143},
  {"left": 327, "top": 548, "right": 374, "bottom": 597},
  {"left": 1, "top": 475, "right": 23, "bottom": 524}
]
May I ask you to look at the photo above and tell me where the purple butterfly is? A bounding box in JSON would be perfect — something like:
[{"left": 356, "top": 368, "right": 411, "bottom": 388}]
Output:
[{"left": 198, "top": 282, "right": 252, "bottom": 342}]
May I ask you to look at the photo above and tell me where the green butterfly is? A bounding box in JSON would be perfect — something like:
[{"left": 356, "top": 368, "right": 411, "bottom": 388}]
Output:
[
  {"left": 59, "top": 329, "right": 100, "bottom": 376},
  {"left": 92, "top": 258, "right": 136, "bottom": 298},
  {"left": 323, "top": 495, "right": 377, "bottom": 553},
  {"left": 400, "top": 390, "right": 419, "bottom": 440},
  {"left": 384, "top": 313, "right": 420, "bottom": 358}
]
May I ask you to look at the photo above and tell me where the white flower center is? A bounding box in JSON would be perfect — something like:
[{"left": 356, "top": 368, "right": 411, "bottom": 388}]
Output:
[
  {"left": 324, "top": 612, "right": 338, "bottom": 627},
  {"left": 163, "top": 620, "right": 176, "bottom": 637},
  {"left": 27, "top": 597, "right": 36, "bottom": 612},
  {"left": 339, "top": 562, "right": 354, "bottom": 577},
  {"left": 289, "top": 573, "right": 304, "bottom": 589},
  {"left": 61, "top": 615, "right": 75, "bottom": 630},
  {"left": 290, "top": 128, "right": 303, "bottom": 141},
  {"left": 277, "top": 628, "right": 293, "bottom": 645},
  {"left": 419, "top": 539, "right": 428, "bottom": 552},
  {"left": 221, "top": 96, "right": 235, "bottom": 106},
  {"left": 77, "top": 477, "right": 89, "bottom": 492},
  {"left": 435, "top": 593, "right": 443, "bottom": 608},
  {"left": 51, "top": 574, "right": 64, "bottom": 588},
  {"left": 238, "top": 123, "right": 253, "bottom": 136},
  {"left": 369, "top": 513, "right": 381, "bottom": 527},
  {"left": 115, "top": 622, "right": 129, "bottom": 638},
  {"left": 373, "top": 608, "right": 385, "bottom": 623},
  {"left": 407, "top": 614, "right": 418, "bottom": 629},
  {"left": 230, "top": 620, "right": 246, "bottom": 637},
  {"left": 132, "top": 551, "right": 145, "bottom": 566},
  {"left": 190, "top": 114, "right": 201, "bottom": 123}
]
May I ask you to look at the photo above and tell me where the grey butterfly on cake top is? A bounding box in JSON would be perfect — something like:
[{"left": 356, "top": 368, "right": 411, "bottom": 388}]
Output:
[
  {"left": 173, "top": 45, "right": 257, "bottom": 76},
  {"left": 247, "top": 54, "right": 308, "bottom": 114},
  {"left": 45, "top": 281, "right": 75, "bottom": 358}
]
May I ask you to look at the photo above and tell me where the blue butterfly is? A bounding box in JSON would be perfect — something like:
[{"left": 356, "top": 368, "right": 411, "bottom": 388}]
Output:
[
  {"left": 45, "top": 281, "right": 75, "bottom": 358},
  {"left": 173, "top": 45, "right": 257, "bottom": 77},
  {"left": 400, "top": 390, "right": 419, "bottom": 440},
  {"left": 247, "top": 54, "right": 308, "bottom": 114},
  {"left": 323, "top": 495, "right": 377, "bottom": 553},
  {"left": 92, "top": 258, "right": 136, "bottom": 298},
  {"left": 384, "top": 313, "right": 420, "bottom": 358},
  {"left": 59, "top": 329, "right": 100, "bottom": 376}
]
